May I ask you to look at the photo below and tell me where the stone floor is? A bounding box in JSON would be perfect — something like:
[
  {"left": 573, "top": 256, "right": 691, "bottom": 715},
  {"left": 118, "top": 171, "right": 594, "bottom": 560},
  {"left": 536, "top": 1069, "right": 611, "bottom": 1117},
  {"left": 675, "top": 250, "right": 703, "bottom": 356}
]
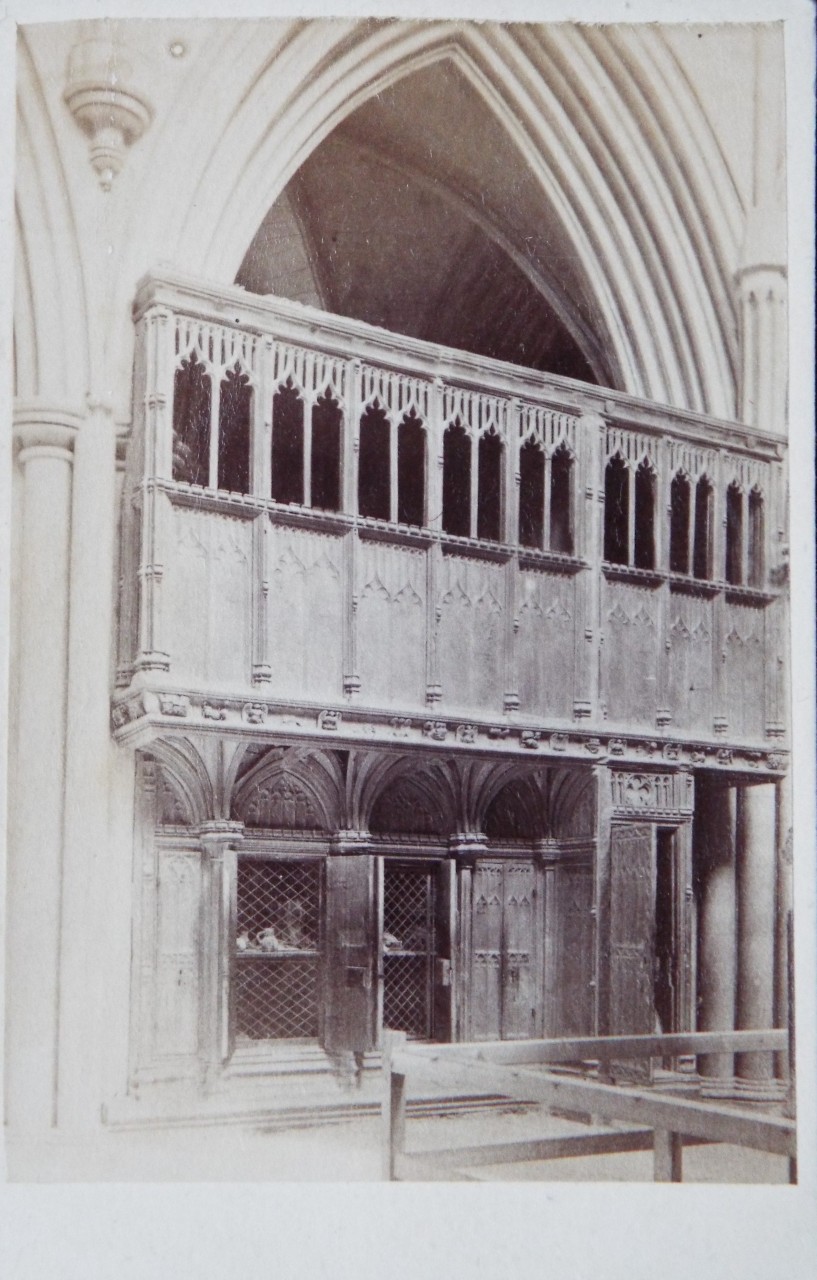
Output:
[{"left": 4, "top": 1101, "right": 791, "bottom": 1183}]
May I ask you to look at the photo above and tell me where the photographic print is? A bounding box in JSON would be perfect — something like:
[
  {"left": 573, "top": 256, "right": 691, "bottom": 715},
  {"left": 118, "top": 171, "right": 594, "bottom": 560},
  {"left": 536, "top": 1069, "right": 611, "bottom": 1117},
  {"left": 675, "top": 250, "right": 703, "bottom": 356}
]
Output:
[{"left": 3, "top": 3, "right": 813, "bottom": 1236}]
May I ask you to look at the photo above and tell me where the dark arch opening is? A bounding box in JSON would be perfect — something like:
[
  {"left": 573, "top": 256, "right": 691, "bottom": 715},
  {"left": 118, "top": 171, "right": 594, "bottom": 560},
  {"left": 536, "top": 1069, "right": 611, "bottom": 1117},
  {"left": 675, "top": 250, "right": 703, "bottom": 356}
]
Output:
[
  {"left": 550, "top": 443, "right": 574, "bottom": 554},
  {"left": 271, "top": 380, "right": 304, "bottom": 505},
  {"left": 477, "top": 431, "right": 503, "bottom": 542},
  {"left": 397, "top": 409, "right": 425, "bottom": 527},
  {"left": 311, "top": 390, "right": 342, "bottom": 512},
  {"left": 669, "top": 472, "right": 691, "bottom": 574},
  {"left": 518, "top": 439, "right": 544, "bottom": 549},
  {"left": 604, "top": 456, "right": 628, "bottom": 564},
  {"left": 235, "top": 60, "right": 605, "bottom": 384},
  {"left": 748, "top": 488, "right": 764, "bottom": 587},
  {"left": 633, "top": 460, "right": 656, "bottom": 570},
  {"left": 358, "top": 402, "right": 391, "bottom": 520},
  {"left": 442, "top": 421, "right": 471, "bottom": 536},
  {"left": 218, "top": 363, "right": 252, "bottom": 495},
  {"left": 725, "top": 483, "right": 743, "bottom": 585},
  {"left": 693, "top": 476, "right": 714, "bottom": 580},
  {"left": 172, "top": 353, "right": 211, "bottom": 486}
]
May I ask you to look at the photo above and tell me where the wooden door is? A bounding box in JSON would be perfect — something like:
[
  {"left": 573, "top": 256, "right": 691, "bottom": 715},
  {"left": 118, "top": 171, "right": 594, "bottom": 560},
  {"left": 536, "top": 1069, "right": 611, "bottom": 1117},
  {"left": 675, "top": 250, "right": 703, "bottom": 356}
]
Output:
[
  {"left": 321, "top": 855, "right": 378, "bottom": 1054},
  {"left": 608, "top": 823, "right": 655, "bottom": 1082},
  {"left": 469, "top": 860, "right": 540, "bottom": 1041},
  {"left": 470, "top": 863, "right": 504, "bottom": 1040},
  {"left": 433, "top": 859, "right": 456, "bottom": 1043},
  {"left": 501, "top": 861, "right": 538, "bottom": 1040}
]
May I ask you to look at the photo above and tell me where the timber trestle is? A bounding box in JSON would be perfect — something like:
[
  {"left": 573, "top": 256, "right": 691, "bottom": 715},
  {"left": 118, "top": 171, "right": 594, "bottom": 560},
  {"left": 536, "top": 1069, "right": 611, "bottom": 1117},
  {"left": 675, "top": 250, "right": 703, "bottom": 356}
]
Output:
[{"left": 382, "top": 1029, "right": 795, "bottom": 1182}]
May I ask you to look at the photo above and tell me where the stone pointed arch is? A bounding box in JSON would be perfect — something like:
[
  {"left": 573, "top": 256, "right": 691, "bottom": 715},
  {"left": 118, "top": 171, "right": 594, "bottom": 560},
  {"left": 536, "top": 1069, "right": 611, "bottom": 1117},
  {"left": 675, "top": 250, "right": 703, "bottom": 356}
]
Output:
[
  {"left": 15, "top": 34, "right": 89, "bottom": 403},
  {"left": 166, "top": 19, "right": 738, "bottom": 416}
]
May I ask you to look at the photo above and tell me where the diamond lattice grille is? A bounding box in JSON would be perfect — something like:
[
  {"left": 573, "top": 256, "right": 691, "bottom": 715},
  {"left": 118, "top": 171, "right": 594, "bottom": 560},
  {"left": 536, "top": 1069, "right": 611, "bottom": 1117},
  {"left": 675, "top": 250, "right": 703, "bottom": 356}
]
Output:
[
  {"left": 234, "top": 859, "right": 321, "bottom": 1040},
  {"left": 382, "top": 863, "right": 436, "bottom": 1039}
]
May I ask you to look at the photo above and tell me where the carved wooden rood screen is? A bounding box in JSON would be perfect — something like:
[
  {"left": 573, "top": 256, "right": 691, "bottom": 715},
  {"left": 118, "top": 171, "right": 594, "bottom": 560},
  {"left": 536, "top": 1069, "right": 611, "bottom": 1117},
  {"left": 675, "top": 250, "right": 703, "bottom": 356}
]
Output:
[{"left": 113, "top": 269, "right": 790, "bottom": 1136}]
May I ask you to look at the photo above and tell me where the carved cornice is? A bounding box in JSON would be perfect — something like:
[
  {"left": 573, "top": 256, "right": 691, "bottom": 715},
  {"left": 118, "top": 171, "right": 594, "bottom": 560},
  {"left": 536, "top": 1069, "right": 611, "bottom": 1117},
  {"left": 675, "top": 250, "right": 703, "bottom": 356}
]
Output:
[{"left": 111, "top": 685, "right": 790, "bottom": 779}]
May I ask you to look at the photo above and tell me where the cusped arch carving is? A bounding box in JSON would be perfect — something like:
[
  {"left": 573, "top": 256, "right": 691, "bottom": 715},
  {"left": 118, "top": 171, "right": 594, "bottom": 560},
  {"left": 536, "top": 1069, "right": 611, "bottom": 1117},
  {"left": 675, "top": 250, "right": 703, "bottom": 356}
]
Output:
[
  {"left": 149, "top": 737, "right": 216, "bottom": 827},
  {"left": 369, "top": 772, "right": 449, "bottom": 838},
  {"left": 550, "top": 768, "right": 596, "bottom": 839},
  {"left": 156, "top": 766, "right": 195, "bottom": 826},
  {"left": 362, "top": 754, "right": 456, "bottom": 838},
  {"left": 484, "top": 774, "right": 548, "bottom": 841},
  {"left": 231, "top": 746, "right": 343, "bottom": 832}
]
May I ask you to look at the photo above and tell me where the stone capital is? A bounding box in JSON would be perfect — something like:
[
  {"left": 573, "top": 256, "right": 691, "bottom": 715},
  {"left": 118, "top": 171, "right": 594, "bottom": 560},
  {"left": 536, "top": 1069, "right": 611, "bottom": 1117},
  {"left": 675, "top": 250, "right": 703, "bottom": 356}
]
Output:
[
  {"left": 197, "top": 820, "right": 245, "bottom": 853},
  {"left": 13, "top": 402, "right": 84, "bottom": 458}
]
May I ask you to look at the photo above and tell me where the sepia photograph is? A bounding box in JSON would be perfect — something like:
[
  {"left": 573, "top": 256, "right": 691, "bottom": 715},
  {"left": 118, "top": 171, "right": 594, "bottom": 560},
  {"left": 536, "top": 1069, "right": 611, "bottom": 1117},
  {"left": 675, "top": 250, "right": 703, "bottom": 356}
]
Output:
[{"left": 1, "top": 0, "right": 815, "bottom": 1274}]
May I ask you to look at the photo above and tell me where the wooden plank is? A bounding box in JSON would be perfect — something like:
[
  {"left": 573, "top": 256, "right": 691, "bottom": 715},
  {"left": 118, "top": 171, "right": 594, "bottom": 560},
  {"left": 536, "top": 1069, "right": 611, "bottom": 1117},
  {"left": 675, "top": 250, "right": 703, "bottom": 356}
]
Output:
[
  {"left": 399, "top": 1128, "right": 655, "bottom": 1172},
  {"left": 390, "top": 1055, "right": 796, "bottom": 1157},
  {"left": 401, "top": 1029, "right": 787, "bottom": 1066},
  {"left": 394, "top": 1132, "right": 715, "bottom": 1181},
  {"left": 653, "top": 1129, "right": 683, "bottom": 1182}
]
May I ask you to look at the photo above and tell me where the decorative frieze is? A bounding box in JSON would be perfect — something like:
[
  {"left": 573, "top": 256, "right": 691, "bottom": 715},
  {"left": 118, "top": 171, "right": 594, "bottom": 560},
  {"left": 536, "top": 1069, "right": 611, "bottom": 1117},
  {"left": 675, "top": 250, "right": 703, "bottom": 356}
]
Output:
[
  {"left": 610, "top": 770, "right": 694, "bottom": 817},
  {"left": 108, "top": 687, "right": 789, "bottom": 780}
]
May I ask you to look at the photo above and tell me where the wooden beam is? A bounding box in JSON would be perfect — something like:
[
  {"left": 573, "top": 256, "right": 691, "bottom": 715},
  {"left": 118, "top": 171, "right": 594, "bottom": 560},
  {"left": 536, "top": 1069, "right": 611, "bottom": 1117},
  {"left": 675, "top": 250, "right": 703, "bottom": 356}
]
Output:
[
  {"left": 399, "top": 1029, "right": 787, "bottom": 1066},
  {"left": 390, "top": 1055, "right": 796, "bottom": 1157},
  {"left": 653, "top": 1129, "right": 684, "bottom": 1182},
  {"left": 382, "top": 1031, "right": 407, "bottom": 1181}
]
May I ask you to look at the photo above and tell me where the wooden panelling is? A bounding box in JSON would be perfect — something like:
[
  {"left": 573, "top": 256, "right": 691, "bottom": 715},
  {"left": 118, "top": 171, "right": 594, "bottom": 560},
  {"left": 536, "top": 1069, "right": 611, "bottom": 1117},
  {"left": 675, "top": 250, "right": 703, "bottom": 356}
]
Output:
[
  {"left": 438, "top": 555, "right": 505, "bottom": 712},
  {"left": 666, "top": 596, "right": 714, "bottom": 732},
  {"left": 166, "top": 506, "right": 252, "bottom": 686},
  {"left": 551, "top": 864, "right": 594, "bottom": 1037},
  {"left": 516, "top": 569, "right": 575, "bottom": 718},
  {"left": 154, "top": 850, "right": 201, "bottom": 1060},
  {"left": 469, "top": 863, "right": 504, "bottom": 1041},
  {"left": 357, "top": 541, "right": 427, "bottom": 707},
  {"left": 601, "top": 581, "right": 660, "bottom": 725},
  {"left": 608, "top": 824, "right": 654, "bottom": 1081},
  {"left": 267, "top": 523, "right": 344, "bottom": 700},
  {"left": 469, "top": 860, "right": 541, "bottom": 1042},
  {"left": 723, "top": 602, "right": 766, "bottom": 740}
]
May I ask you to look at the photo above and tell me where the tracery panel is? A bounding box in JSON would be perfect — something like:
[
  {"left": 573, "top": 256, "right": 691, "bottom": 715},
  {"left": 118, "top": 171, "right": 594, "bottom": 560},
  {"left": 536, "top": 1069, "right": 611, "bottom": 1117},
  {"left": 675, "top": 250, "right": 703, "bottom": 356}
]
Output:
[
  {"left": 357, "top": 540, "right": 426, "bottom": 707},
  {"left": 438, "top": 554, "right": 505, "bottom": 712},
  {"left": 267, "top": 524, "right": 343, "bottom": 699}
]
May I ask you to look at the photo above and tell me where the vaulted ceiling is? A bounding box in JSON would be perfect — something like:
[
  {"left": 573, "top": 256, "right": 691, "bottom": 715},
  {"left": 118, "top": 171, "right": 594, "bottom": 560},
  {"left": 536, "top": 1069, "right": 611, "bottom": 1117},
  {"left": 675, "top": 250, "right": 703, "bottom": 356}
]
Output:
[{"left": 236, "top": 59, "right": 602, "bottom": 383}]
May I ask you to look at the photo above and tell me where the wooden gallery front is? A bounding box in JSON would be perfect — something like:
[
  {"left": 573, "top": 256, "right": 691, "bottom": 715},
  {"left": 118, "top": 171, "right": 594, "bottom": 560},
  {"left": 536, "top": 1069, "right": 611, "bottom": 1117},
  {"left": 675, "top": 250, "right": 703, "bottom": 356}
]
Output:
[{"left": 110, "top": 271, "right": 789, "bottom": 1121}]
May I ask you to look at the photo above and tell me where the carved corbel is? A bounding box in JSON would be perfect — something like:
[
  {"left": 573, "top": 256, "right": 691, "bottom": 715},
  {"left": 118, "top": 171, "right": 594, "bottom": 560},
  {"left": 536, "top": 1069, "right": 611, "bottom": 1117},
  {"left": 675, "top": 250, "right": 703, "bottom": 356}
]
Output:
[{"left": 64, "top": 36, "right": 154, "bottom": 190}]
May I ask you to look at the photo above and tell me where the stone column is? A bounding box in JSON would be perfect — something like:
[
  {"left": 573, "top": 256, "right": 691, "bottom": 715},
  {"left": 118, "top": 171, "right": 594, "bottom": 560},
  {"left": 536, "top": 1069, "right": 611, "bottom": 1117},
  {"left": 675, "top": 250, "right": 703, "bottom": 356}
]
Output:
[
  {"left": 735, "top": 28, "right": 787, "bottom": 434},
  {"left": 735, "top": 782, "right": 777, "bottom": 1089},
  {"left": 6, "top": 406, "right": 78, "bottom": 1133},
  {"left": 774, "top": 772, "right": 793, "bottom": 1079},
  {"left": 695, "top": 779, "right": 737, "bottom": 1084},
  {"left": 56, "top": 401, "right": 117, "bottom": 1131}
]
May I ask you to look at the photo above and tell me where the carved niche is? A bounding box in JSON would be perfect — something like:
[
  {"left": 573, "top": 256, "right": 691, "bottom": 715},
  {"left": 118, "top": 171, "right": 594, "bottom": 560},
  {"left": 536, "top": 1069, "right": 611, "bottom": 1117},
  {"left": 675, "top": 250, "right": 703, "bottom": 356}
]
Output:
[
  {"left": 239, "top": 773, "right": 324, "bottom": 831},
  {"left": 157, "top": 767, "right": 193, "bottom": 826},
  {"left": 369, "top": 774, "right": 447, "bottom": 838}
]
